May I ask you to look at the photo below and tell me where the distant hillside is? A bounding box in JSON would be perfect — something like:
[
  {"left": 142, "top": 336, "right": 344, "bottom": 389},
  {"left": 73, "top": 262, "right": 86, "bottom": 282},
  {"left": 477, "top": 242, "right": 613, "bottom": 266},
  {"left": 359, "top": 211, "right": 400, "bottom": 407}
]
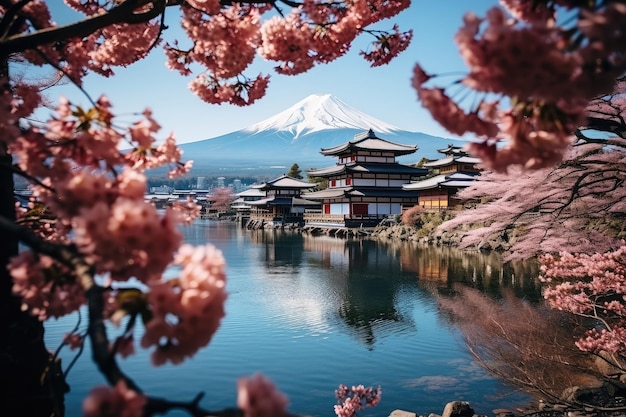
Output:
[{"left": 177, "top": 94, "right": 464, "bottom": 176}]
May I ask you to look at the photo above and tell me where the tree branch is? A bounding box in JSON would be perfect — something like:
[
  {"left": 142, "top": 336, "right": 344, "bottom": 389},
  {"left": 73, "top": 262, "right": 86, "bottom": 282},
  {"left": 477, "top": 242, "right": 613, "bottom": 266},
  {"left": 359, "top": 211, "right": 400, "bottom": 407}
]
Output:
[
  {"left": 1, "top": 0, "right": 166, "bottom": 56},
  {"left": 580, "top": 116, "right": 626, "bottom": 140},
  {"left": 0, "top": 215, "right": 145, "bottom": 390}
]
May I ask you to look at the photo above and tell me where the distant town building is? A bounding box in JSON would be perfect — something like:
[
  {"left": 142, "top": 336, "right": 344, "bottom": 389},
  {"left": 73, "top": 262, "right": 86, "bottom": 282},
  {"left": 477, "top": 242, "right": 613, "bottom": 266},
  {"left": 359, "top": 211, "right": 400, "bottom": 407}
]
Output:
[
  {"left": 303, "top": 129, "right": 427, "bottom": 228},
  {"left": 233, "top": 179, "right": 242, "bottom": 192},
  {"left": 216, "top": 176, "right": 225, "bottom": 188},
  {"left": 150, "top": 185, "right": 173, "bottom": 194},
  {"left": 247, "top": 175, "right": 319, "bottom": 227},
  {"left": 196, "top": 176, "right": 207, "bottom": 189}
]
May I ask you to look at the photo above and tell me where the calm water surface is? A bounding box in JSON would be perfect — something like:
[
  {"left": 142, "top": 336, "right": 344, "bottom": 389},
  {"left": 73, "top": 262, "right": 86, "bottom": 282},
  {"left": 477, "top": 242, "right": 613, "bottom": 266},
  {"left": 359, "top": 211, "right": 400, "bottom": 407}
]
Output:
[{"left": 45, "top": 220, "right": 542, "bottom": 416}]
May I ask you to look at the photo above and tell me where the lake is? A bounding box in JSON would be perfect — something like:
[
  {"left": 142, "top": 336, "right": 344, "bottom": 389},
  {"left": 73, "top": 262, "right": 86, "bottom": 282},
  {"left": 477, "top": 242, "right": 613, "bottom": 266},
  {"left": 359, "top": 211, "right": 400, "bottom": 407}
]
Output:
[{"left": 45, "top": 220, "right": 542, "bottom": 416}]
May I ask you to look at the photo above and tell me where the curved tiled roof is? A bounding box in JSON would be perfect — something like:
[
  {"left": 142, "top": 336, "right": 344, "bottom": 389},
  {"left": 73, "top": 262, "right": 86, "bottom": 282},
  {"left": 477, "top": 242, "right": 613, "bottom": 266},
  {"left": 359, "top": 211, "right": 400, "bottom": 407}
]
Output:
[
  {"left": 319, "top": 129, "right": 417, "bottom": 156},
  {"left": 402, "top": 172, "right": 479, "bottom": 191},
  {"left": 424, "top": 155, "right": 482, "bottom": 167},
  {"left": 248, "top": 196, "right": 321, "bottom": 206},
  {"left": 251, "top": 174, "right": 316, "bottom": 190}
]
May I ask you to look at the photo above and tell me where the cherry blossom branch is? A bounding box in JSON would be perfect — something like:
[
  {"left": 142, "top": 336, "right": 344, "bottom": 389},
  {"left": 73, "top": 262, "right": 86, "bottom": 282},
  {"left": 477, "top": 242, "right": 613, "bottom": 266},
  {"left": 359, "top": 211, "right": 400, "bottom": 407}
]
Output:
[
  {"left": 0, "top": 215, "right": 145, "bottom": 388},
  {"left": 589, "top": 351, "right": 626, "bottom": 374},
  {"left": 0, "top": 215, "right": 93, "bottom": 289},
  {"left": 0, "top": 0, "right": 31, "bottom": 38},
  {"left": 1, "top": 0, "right": 166, "bottom": 55},
  {"left": 143, "top": 395, "right": 230, "bottom": 417},
  {"left": 1, "top": 154, "right": 43, "bottom": 189},
  {"left": 30, "top": 47, "right": 98, "bottom": 105}
]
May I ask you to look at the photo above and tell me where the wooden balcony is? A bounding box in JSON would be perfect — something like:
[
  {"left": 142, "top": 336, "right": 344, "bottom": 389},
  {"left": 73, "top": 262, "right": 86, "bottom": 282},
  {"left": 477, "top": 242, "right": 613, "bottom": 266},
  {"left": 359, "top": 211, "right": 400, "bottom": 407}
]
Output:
[{"left": 249, "top": 211, "right": 305, "bottom": 225}]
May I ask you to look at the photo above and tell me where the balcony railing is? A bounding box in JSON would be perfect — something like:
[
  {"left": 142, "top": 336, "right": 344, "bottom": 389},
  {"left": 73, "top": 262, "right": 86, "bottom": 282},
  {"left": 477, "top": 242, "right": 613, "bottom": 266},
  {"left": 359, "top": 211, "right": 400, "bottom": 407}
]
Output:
[
  {"left": 303, "top": 213, "right": 346, "bottom": 223},
  {"left": 249, "top": 211, "right": 305, "bottom": 225},
  {"left": 303, "top": 213, "right": 386, "bottom": 228}
]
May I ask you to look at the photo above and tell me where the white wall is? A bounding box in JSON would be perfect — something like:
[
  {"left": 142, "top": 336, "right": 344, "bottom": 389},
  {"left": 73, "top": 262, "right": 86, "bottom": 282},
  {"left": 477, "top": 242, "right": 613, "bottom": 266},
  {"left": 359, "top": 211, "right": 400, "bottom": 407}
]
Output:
[{"left": 330, "top": 203, "right": 350, "bottom": 214}]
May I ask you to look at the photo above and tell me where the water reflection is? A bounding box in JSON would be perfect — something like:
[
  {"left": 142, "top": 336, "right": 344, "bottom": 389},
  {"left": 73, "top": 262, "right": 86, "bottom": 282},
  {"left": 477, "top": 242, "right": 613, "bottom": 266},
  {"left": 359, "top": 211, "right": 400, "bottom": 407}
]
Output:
[
  {"left": 170, "top": 221, "right": 544, "bottom": 414},
  {"left": 245, "top": 229, "right": 542, "bottom": 350},
  {"left": 249, "top": 229, "right": 305, "bottom": 269},
  {"left": 392, "top": 240, "right": 543, "bottom": 300}
]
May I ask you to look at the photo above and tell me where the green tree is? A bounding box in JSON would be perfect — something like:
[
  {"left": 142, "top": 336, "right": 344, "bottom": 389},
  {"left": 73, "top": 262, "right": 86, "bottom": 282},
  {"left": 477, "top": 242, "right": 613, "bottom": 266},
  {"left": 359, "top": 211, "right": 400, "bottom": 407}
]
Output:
[
  {"left": 308, "top": 176, "right": 328, "bottom": 190},
  {"left": 287, "top": 163, "right": 303, "bottom": 179}
]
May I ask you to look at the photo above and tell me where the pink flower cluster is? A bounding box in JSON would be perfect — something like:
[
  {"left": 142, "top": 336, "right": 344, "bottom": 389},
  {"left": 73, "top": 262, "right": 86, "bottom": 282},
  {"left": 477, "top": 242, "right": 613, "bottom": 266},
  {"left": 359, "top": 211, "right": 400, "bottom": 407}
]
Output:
[
  {"left": 72, "top": 199, "right": 182, "bottom": 282},
  {"left": 360, "top": 25, "right": 413, "bottom": 67},
  {"left": 165, "top": 0, "right": 412, "bottom": 104},
  {"left": 413, "top": 1, "right": 626, "bottom": 171},
  {"left": 83, "top": 380, "right": 146, "bottom": 417},
  {"left": 237, "top": 373, "right": 289, "bottom": 417},
  {"left": 334, "top": 384, "right": 381, "bottom": 417},
  {"left": 141, "top": 244, "right": 227, "bottom": 365},
  {"left": 540, "top": 246, "right": 626, "bottom": 355},
  {"left": 9, "top": 251, "right": 85, "bottom": 321}
]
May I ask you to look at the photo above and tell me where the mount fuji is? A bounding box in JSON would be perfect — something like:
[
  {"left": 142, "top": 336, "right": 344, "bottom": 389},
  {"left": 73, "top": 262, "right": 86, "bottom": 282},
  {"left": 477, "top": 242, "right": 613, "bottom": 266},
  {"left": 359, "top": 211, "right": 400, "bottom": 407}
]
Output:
[{"left": 179, "top": 94, "right": 462, "bottom": 176}]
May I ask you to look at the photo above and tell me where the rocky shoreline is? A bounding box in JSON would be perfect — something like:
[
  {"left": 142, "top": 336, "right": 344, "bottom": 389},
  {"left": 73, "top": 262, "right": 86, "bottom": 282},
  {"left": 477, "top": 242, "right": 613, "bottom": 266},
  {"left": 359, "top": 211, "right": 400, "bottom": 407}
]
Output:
[{"left": 390, "top": 378, "right": 626, "bottom": 417}]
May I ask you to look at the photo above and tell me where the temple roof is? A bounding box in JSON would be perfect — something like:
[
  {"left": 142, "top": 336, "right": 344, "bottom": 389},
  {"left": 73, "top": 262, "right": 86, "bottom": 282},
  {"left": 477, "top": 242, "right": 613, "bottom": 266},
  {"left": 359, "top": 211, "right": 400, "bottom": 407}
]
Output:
[
  {"left": 436, "top": 144, "right": 466, "bottom": 155},
  {"left": 402, "top": 172, "right": 479, "bottom": 191},
  {"left": 248, "top": 196, "right": 321, "bottom": 206},
  {"left": 423, "top": 155, "right": 482, "bottom": 168},
  {"left": 308, "top": 162, "right": 427, "bottom": 177},
  {"left": 237, "top": 188, "right": 266, "bottom": 197},
  {"left": 251, "top": 174, "right": 316, "bottom": 190},
  {"left": 319, "top": 129, "right": 417, "bottom": 156}
]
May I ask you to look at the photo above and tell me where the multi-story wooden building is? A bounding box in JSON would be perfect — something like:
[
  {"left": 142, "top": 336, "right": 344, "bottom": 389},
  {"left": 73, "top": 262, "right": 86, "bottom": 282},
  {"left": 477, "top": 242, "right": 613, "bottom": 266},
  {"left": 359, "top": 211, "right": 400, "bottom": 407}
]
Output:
[
  {"left": 403, "top": 144, "right": 481, "bottom": 210},
  {"left": 247, "top": 174, "right": 320, "bottom": 226},
  {"left": 303, "top": 129, "right": 428, "bottom": 228}
]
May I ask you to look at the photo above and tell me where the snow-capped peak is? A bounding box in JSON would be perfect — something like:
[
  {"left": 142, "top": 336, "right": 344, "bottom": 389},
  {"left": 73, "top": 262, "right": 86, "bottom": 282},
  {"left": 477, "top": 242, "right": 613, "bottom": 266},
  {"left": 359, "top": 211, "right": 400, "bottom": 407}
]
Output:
[{"left": 244, "top": 94, "right": 401, "bottom": 138}]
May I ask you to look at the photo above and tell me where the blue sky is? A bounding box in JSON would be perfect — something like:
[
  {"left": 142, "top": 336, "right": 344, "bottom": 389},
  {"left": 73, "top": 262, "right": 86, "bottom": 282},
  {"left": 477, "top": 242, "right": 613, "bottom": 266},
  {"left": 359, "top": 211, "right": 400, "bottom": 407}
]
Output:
[{"left": 32, "top": 1, "right": 496, "bottom": 144}]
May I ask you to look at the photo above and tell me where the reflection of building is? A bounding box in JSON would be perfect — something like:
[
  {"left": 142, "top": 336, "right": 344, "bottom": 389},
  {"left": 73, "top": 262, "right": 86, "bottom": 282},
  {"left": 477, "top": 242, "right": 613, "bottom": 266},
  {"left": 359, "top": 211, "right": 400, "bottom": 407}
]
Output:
[
  {"left": 403, "top": 145, "right": 481, "bottom": 210},
  {"left": 398, "top": 244, "right": 448, "bottom": 282},
  {"left": 247, "top": 175, "right": 320, "bottom": 226},
  {"left": 391, "top": 241, "right": 542, "bottom": 299},
  {"left": 303, "top": 129, "right": 427, "bottom": 228},
  {"left": 252, "top": 229, "right": 304, "bottom": 268}
]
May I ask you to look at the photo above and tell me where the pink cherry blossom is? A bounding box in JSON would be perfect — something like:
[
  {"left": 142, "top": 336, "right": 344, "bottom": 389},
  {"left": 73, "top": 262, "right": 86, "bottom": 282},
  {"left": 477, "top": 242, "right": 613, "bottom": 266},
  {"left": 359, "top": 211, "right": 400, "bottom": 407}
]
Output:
[
  {"left": 540, "top": 246, "right": 626, "bottom": 356},
  {"left": 237, "top": 373, "right": 289, "bottom": 417},
  {"left": 414, "top": 2, "right": 626, "bottom": 170},
  {"left": 83, "top": 380, "right": 146, "bottom": 417},
  {"left": 141, "top": 244, "right": 227, "bottom": 365},
  {"left": 360, "top": 26, "right": 413, "bottom": 67},
  {"left": 334, "top": 384, "right": 381, "bottom": 417},
  {"left": 10, "top": 251, "right": 85, "bottom": 320},
  {"left": 64, "top": 333, "right": 84, "bottom": 350}
]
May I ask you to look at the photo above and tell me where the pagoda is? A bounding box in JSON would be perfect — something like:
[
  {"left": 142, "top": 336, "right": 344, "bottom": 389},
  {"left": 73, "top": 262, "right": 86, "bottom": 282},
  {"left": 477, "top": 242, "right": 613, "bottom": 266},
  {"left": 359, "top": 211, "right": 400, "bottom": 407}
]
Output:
[{"left": 303, "top": 129, "right": 427, "bottom": 228}]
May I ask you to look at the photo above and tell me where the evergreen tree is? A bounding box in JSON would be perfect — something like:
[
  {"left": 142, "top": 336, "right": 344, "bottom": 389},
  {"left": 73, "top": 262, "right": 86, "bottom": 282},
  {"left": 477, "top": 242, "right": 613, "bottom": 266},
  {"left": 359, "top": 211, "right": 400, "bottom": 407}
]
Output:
[{"left": 287, "top": 163, "right": 303, "bottom": 179}]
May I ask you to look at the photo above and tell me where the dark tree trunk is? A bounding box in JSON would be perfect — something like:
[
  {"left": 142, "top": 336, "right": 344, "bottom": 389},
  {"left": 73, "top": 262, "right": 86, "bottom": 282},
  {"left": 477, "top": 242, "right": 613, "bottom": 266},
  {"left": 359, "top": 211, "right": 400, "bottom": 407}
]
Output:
[{"left": 0, "top": 57, "right": 67, "bottom": 417}]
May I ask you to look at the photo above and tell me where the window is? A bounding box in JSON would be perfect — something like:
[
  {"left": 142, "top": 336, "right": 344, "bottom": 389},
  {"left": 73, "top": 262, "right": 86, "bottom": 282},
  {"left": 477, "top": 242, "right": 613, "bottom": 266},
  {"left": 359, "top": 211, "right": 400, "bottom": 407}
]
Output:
[
  {"left": 352, "top": 204, "right": 368, "bottom": 215},
  {"left": 346, "top": 178, "right": 352, "bottom": 186},
  {"left": 331, "top": 180, "right": 336, "bottom": 187}
]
